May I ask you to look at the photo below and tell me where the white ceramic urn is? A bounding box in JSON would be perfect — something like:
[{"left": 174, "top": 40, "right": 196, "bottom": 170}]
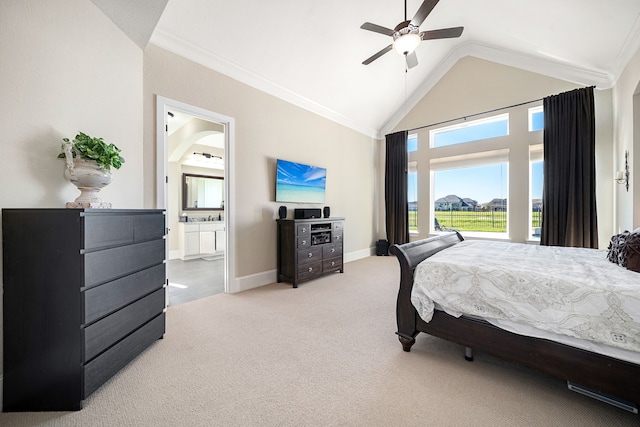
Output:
[{"left": 63, "top": 144, "right": 112, "bottom": 208}]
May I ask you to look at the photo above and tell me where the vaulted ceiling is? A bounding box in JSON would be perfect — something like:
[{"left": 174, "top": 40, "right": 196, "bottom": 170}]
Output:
[{"left": 96, "top": 0, "right": 640, "bottom": 138}]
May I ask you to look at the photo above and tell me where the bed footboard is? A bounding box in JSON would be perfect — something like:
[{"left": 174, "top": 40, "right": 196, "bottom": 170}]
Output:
[{"left": 389, "top": 232, "right": 464, "bottom": 351}]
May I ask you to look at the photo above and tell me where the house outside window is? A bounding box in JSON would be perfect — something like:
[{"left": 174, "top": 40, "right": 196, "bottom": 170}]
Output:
[{"left": 431, "top": 153, "right": 508, "bottom": 235}]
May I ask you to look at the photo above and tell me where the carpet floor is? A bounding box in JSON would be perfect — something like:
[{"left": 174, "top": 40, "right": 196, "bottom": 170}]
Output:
[{"left": 1, "top": 256, "right": 637, "bottom": 426}]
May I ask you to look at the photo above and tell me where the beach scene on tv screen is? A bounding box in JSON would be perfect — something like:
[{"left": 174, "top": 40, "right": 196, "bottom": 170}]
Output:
[{"left": 276, "top": 159, "right": 326, "bottom": 204}]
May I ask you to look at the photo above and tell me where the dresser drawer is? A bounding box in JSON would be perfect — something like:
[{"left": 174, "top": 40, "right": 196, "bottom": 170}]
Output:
[
  {"left": 84, "top": 239, "right": 165, "bottom": 288},
  {"left": 322, "top": 244, "right": 342, "bottom": 258},
  {"left": 297, "top": 236, "right": 311, "bottom": 248},
  {"left": 84, "top": 263, "right": 165, "bottom": 324},
  {"left": 297, "top": 246, "right": 322, "bottom": 264},
  {"left": 84, "top": 312, "right": 165, "bottom": 398},
  {"left": 84, "top": 288, "right": 165, "bottom": 362},
  {"left": 298, "top": 261, "right": 322, "bottom": 281},
  {"left": 296, "top": 224, "right": 311, "bottom": 236},
  {"left": 83, "top": 213, "right": 165, "bottom": 250},
  {"left": 323, "top": 257, "right": 343, "bottom": 273}
]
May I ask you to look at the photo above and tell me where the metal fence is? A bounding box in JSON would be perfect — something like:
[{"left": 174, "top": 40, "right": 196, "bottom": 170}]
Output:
[{"left": 410, "top": 209, "right": 542, "bottom": 233}]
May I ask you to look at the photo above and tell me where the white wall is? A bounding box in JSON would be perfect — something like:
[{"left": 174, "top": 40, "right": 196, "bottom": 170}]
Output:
[
  {"left": 612, "top": 45, "right": 640, "bottom": 231},
  {"left": 0, "top": 0, "right": 144, "bottom": 410},
  {"left": 381, "top": 57, "right": 614, "bottom": 248},
  {"left": 143, "top": 45, "right": 378, "bottom": 289}
]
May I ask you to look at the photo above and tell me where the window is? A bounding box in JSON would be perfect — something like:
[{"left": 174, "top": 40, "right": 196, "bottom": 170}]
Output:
[
  {"left": 431, "top": 150, "right": 508, "bottom": 235},
  {"left": 407, "top": 133, "right": 418, "bottom": 152},
  {"left": 408, "top": 162, "right": 418, "bottom": 233},
  {"left": 530, "top": 145, "right": 543, "bottom": 239},
  {"left": 529, "top": 106, "right": 544, "bottom": 131},
  {"left": 430, "top": 114, "right": 509, "bottom": 148}
]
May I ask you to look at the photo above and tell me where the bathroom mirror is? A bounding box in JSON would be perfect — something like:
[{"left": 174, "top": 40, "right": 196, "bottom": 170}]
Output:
[{"left": 182, "top": 173, "right": 224, "bottom": 210}]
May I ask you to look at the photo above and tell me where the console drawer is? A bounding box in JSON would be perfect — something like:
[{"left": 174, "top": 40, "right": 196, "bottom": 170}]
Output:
[
  {"left": 297, "top": 246, "right": 322, "bottom": 264},
  {"left": 322, "top": 244, "right": 342, "bottom": 258},
  {"left": 84, "top": 263, "right": 165, "bottom": 324},
  {"left": 296, "top": 224, "right": 311, "bottom": 236},
  {"left": 84, "top": 312, "right": 165, "bottom": 398},
  {"left": 323, "top": 257, "right": 343, "bottom": 273},
  {"left": 298, "top": 261, "right": 322, "bottom": 281},
  {"left": 297, "top": 236, "right": 311, "bottom": 248},
  {"left": 84, "top": 288, "right": 165, "bottom": 361},
  {"left": 84, "top": 239, "right": 165, "bottom": 288}
]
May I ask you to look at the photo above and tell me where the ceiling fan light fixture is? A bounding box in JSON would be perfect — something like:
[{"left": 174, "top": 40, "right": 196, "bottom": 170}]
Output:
[{"left": 393, "top": 33, "right": 421, "bottom": 55}]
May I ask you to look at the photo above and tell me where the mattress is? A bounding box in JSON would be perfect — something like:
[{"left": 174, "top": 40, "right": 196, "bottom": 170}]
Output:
[{"left": 411, "top": 240, "right": 640, "bottom": 364}]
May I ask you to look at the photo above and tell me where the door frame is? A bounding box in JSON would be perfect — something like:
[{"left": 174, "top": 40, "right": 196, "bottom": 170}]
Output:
[{"left": 156, "top": 96, "right": 235, "bottom": 293}]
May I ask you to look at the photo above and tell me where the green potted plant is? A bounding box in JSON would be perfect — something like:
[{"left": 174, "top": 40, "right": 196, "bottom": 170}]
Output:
[
  {"left": 58, "top": 132, "right": 125, "bottom": 207},
  {"left": 58, "top": 131, "right": 124, "bottom": 171}
]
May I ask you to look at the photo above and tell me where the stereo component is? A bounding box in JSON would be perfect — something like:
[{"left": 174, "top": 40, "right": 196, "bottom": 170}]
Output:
[
  {"left": 294, "top": 208, "right": 322, "bottom": 219},
  {"left": 323, "top": 206, "right": 330, "bottom": 218},
  {"left": 278, "top": 206, "right": 287, "bottom": 219}
]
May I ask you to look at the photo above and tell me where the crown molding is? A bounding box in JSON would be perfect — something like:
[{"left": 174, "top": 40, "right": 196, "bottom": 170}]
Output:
[
  {"left": 149, "top": 28, "right": 379, "bottom": 139},
  {"left": 612, "top": 14, "right": 640, "bottom": 83},
  {"left": 379, "top": 41, "right": 615, "bottom": 137}
]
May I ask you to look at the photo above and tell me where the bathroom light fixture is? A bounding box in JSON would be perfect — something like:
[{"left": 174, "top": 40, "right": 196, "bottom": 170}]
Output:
[
  {"left": 193, "top": 152, "right": 222, "bottom": 161},
  {"left": 615, "top": 150, "right": 629, "bottom": 192}
]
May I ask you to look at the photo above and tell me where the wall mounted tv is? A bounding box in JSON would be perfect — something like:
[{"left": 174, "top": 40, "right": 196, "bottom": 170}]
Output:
[{"left": 276, "top": 159, "right": 326, "bottom": 204}]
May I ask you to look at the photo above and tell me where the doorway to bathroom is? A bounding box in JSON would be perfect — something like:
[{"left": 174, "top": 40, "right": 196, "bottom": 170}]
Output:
[{"left": 156, "top": 97, "right": 235, "bottom": 305}]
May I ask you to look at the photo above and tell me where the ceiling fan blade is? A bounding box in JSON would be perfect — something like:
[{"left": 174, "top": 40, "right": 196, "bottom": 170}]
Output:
[
  {"left": 406, "top": 52, "right": 418, "bottom": 69},
  {"left": 419, "top": 26, "right": 464, "bottom": 40},
  {"left": 410, "top": 0, "right": 439, "bottom": 27},
  {"left": 360, "top": 22, "right": 395, "bottom": 36},
  {"left": 362, "top": 45, "right": 393, "bottom": 65}
]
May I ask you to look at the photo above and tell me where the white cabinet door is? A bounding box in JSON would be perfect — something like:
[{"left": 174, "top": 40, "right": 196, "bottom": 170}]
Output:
[
  {"left": 200, "top": 231, "right": 216, "bottom": 254},
  {"left": 185, "top": 232, "right": 201, "bottom": 256},
  {"left": 215, "top": 230, "right": 226, "bottom": 253}
]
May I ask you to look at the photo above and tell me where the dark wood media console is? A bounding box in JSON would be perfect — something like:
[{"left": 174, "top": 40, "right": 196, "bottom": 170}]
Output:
[
  {"left": 2, "top": 209, "right": 167, "bottom": 411},
  {"left": 276, "top": 217, "right": 344, "bottom": 287}
]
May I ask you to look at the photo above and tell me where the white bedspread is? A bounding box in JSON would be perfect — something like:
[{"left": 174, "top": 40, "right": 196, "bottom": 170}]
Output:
[{"left": 411, "top": 240, "right": 640, "bottom": 355}]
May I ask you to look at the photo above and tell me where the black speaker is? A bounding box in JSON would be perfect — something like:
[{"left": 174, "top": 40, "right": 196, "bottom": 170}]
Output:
[
  {"left": 278, "top": 206, "right": 287, "bottom": 219},
  {"left": 376, "top": 239, "right": 390, "bottom": 256},
  {"left": 294, "top": 208, "right": 322, "bottom": 219},
  {"left": 323, "top": 206, "right": 330, "bottom": 218}
]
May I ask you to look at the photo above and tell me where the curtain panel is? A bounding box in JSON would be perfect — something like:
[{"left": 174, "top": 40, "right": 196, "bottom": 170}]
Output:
[
  {"left": 385, "top": 131, "right": 409, "bottom": 246},
  {"left": 541, "top": 86, "right": 598, "bottom": 248}
]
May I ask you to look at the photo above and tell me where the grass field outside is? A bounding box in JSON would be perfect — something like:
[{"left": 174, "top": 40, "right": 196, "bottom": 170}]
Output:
[{"left": 409, "top": 210, "right": 542, "bottom": 233}]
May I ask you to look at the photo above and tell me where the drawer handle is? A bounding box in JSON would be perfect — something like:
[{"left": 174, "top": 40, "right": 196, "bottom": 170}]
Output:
[
  {"left": 302, "top": 240, "right": 307, "bottom": 245},
  {"left": 302, "top": 227, "right": 307, "bottom": 232},
  {"left": 336, "top": 236, "right": 341, "bottom": 241},
  {"left": 308, "top": 252, "right": 313, "bottom": 258},
  {"left": 308, "top": 267, "right": 313, "bottom": 272},
  {"left": 331, "top": 248, "right": 335, "bottom": 253},
  {"left": 331, "top": 261, "right": 335, "bottom": 266}
]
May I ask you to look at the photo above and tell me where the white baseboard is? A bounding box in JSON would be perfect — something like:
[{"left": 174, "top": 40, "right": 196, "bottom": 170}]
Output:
[
  {"left": 168, "top": 250, "right": 180, "bottom": 260},
  {"left": 344, "top": 247, "right": 375, "bottom": 263},
  {"left": 232, "top": 269, "right": 277, "bottom": 293}
]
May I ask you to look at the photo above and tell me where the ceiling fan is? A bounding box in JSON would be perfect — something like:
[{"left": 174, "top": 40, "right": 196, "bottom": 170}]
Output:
[{"left": 360, "top": 0, "right": 463, "bottom": 69}]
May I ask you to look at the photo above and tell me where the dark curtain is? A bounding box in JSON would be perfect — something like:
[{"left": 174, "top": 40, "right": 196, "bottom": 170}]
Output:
[
  {"left": 385, "top": 131, "right": 409, "bottom": 246},
  {"left": 540, "top": 86, "right": 598, "bottom": 248}
]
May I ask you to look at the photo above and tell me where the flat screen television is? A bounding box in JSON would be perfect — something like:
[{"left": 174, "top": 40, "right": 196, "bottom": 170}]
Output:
[{"left": 276, "top": 159, "right": 326, "bottom": 204}]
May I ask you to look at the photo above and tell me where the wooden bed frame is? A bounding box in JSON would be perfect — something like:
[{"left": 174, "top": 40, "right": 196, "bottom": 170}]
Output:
[{"left": 390, "top": 232, "right": 640, "bottom": 411}]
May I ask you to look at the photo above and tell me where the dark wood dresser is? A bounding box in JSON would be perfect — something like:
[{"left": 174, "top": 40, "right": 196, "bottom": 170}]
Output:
[
  {"left": 276, "top": 217, "right": 344, "bottom": 287},
  {"left": 2, "top": 209, "right": 166, "bottom": 411}
]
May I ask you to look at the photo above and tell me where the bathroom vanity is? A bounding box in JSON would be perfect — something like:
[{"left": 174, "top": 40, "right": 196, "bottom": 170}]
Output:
[{"left": 178, "top": 220, "right": 225, "bottom": 260}]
